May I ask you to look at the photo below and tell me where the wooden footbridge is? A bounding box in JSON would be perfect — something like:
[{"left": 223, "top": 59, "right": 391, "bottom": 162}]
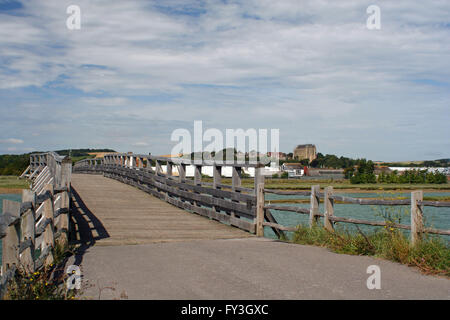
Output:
[{"left": 1, "top": 152, "right": 449, "bottom": 299}]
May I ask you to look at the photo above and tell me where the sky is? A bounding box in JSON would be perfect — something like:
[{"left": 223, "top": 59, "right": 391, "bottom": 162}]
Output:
[{"left": 0, "top": 0, "right": 449, "bottom": 161}]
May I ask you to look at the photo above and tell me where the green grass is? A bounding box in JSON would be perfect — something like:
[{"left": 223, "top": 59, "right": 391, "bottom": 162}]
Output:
[
  {"left": 0, "top": 175, "right": 30, "bottom": 190},
  {"left": 4, "top": 242, "right": 79, "bottom": 300},
  {"left": 291, "top": 224, "right": 450, "bottom": 277}
]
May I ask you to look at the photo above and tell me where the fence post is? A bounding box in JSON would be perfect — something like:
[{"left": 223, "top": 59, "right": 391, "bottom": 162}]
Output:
[
  {"left": 194, "top": 165, "right": 202, "bottom": 185},
  {"left": 411, "top": 190, "right": 424, "bottom": 246},
  {"left": 323, "top": 186, "right": 334, "bottom": 232},
  {"left": 167, "top": 162, "right": 172, "bottom": 176},
  {"left": 212, "top": 165, "right": 222, "bottom": 213},
  {"left": 20, "top": 190, "right": 36, "bottom": 273},
  {"left": 57, "top": 159, "right": 71, "bottom": 246},
  {"left": 1, "top": 200, "right": 21, "bottom": 274},
  {"left": 309, "top": 185, "right": 320, "bottom": 228},
  {"left": 155, "top": 160, "right": 162, "bottom": 175},
  {"left": 42, "top": 183, "right": 55, "bottom": 265},
  {"left": 178, "top": 164, "right": 186, "bottom": 182},
  {"left": 256, "top": 183, "right": 265, "bottom": 237},
  {"left": 231, "top": 166, "right": 242, "bottom": 220}
]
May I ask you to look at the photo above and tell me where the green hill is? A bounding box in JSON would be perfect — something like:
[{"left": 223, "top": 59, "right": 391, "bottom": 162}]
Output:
[{"left": 0, "top": 148, "right": 116, "bottom": 176}]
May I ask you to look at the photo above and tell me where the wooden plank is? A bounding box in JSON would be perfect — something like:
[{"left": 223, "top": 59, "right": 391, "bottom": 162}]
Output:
[
  {"left": 262, "top": 222, "right": 296, "bottom": 232},
  {"left": 264, "top": 209, "right": 285, "bottom": 239}
]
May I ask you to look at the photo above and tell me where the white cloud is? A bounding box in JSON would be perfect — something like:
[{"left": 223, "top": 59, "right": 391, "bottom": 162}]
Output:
[
  {"left": 0, "top": 1, "right": 449, "bottom": 159},
  {"left": 0, "top": 138, "right": 24, "bottom": 144}
]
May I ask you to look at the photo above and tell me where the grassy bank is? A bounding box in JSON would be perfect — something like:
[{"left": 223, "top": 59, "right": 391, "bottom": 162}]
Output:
[
  {"left": 0, "top": 176, "right": 29, "bottom": 194},
  {"left": 290, "top": 224, "right": 450, "bottom": 277},
  {"left": 201, "top": 177, "right": 450, "bottom": 192}
]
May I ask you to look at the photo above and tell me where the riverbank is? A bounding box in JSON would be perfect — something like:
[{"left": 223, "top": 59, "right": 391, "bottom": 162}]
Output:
[
  {"left": 0, "top": 176, "right": 29, "bottom": 194},
  {"left": 217, "top": 178, "right": 450, "bottom": 193}
]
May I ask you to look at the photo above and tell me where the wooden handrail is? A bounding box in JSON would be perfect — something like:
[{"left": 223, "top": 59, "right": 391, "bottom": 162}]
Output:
[{"left": 0, "top": 152, "right": 72, "bottom": 298}]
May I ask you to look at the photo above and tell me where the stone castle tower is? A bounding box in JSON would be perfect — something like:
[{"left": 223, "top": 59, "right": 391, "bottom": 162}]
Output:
[{"left": 293, "top": 144, "right": 317, "bottom": 162}]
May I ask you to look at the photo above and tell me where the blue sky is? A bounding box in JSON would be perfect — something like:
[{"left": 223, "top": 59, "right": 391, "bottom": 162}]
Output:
[{"left": 0, "top": 0, "right": 449, "bottom": 161}]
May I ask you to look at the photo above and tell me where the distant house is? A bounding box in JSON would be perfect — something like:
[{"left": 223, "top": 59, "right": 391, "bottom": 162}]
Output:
[
  {"left": 281, "top": 163, "right": 304, "bottom": 177},
  {"left": 267, "top": 152, "right": 286, "bottom": 160}
]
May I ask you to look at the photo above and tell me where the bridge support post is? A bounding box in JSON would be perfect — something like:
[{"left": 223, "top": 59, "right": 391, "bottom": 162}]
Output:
[
  {"left": 323, "top": 186, "right": 334, "bottom": 232},
  {"left": 411, "top": 190, "right": 424, "bottom": 246},
  {"left": 309, "top": 185, "right": 320, "bottom": 228}
]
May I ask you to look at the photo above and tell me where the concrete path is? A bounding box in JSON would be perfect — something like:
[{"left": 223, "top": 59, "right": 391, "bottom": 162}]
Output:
[
  {"left": 68, "top": 173, "right": 450, "bottom": 300},
  {"left": 69, "top": 238, "right": 449, "bottom": 299}
]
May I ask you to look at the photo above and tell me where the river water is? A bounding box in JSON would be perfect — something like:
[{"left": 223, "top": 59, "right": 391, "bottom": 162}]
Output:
[{"left": 264, "top": 192, "right": 450, "bottom": 241}]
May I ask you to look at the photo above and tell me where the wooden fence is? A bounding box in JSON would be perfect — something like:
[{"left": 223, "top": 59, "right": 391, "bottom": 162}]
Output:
[
  {"left": 263, "top": 186, "right": 450, "bottom": 244},
  {"left": 0, "top": 152, "right": 71, "bottom": 298},
  {"left": 73, "top": 153, "right": 266, "bottom": 234},
  {"left": 73, "top": 154, "right": 450, "bottom": 246}
]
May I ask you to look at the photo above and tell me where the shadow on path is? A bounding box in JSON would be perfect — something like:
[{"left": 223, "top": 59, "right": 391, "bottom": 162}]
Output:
[{"left": 68, "top": 186, "right": 110, "bottom": 267}]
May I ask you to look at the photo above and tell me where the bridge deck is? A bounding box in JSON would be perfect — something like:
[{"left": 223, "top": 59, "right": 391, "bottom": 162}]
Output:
[{"left": 70, "top": 173, "right": 253, "bottom": 246}]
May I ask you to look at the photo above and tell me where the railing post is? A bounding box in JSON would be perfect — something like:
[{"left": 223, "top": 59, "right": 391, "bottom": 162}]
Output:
[
  {"left": 178, "top": 164, "right": 186, "bottom": 182},
  {"left": 256, "top": 183, "right": 265, "bottom": 237},
  {"left": 194, "top": 165, "right": 202, "bottom": 185},
  {"left": 21, "top": 190, "right": 36, "bottom": 273},
  {"left": 57, "top": 158, "right": 71, "bottom": 246},
  {"left": 323, "top": 186, "right": 334, "bottom": 232},
  {"left": 309, "top": 185, "right": 320, "bottom": 228},
  {"left": 212, "top": 165, "right": 222, "bottom": 213},
  {"left": 167, "top": 162, "right": 173, "bottom": 176},
  {"left": 154, "top": 160, "right": 161, "bottom": 175},
  {"left": 213, "top": 165, "right": 221, "bottom": 189},
  {"left": 231, "top": 166, "right": 242, "bottom": 219},
  {"left": 411, "top": 190, "right": 424, "bottom": 246},
  {"left": 1, "top": 200, "right": 20, "bottom": 274},
  {"left": 232, "top": 166, "right": 242, "bottom": 191},
  {"left": 42, "top": 183, "right": 55, "bottom": 265}
]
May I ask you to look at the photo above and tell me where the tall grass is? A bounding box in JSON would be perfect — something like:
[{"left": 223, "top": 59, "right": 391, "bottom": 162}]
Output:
[{"left": 291, "top": 223, "right": 450, "bottom": 277}]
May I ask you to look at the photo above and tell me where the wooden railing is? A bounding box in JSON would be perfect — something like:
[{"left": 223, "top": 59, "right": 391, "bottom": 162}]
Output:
[
  {"left": 263, "top": 185, "right": 450, "bottom": 245},
  {"left": 0, "top": 152, "right": 72, "bottom": 298},
  {"left": 73, "top": 153, "right": 266, "bottom": 235}
]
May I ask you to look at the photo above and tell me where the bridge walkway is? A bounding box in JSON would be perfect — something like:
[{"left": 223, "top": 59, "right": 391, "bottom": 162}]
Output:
[{"left": 70, "top": 173, "right": 252, "bottom": 246}]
